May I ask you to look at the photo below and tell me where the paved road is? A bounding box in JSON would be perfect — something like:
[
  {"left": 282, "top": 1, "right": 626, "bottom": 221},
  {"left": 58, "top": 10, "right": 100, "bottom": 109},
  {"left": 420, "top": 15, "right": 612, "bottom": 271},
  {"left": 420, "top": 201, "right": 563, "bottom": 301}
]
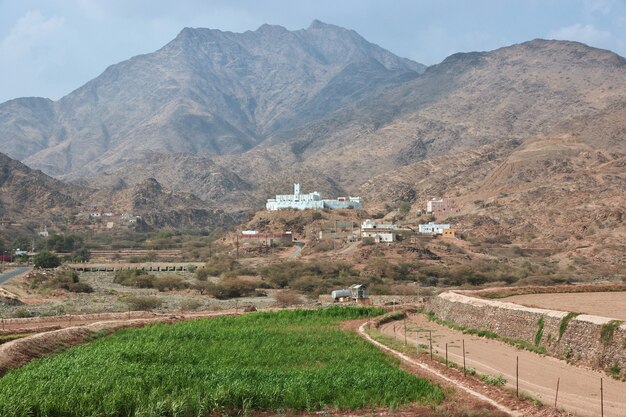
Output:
[
  {"left": 0, "top": 267, "right": 31, "bottom": 285},
  {"left": 287, "top": 244, "right": 303, "bottom": 259}
]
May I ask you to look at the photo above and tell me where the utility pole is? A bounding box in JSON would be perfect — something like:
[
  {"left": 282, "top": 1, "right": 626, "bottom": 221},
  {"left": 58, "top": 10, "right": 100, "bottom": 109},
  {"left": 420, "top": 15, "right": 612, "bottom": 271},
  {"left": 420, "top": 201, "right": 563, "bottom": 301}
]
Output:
[{"left": 236, "top": 232, "right": 239, "bottom": 259}]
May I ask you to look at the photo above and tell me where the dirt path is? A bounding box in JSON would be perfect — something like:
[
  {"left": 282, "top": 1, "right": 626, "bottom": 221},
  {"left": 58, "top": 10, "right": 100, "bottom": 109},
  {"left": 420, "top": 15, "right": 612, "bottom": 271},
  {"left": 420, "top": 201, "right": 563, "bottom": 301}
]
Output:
[
  {"left": 358, "top": 321, "right": 520, "bottom": 416},
  {"left": 379, "top": 314, "right": 626, "bottom": 417},
  {"left": 339, "top": 240, "right": 360, "bottom": 254}
]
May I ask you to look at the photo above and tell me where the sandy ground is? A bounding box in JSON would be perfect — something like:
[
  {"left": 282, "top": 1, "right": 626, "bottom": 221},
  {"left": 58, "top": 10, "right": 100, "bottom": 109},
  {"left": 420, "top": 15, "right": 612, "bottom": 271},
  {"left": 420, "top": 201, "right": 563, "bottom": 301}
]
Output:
[
  {"left": 379, "top": 314, "right": 626, "bottom": 417},
  {"left": 503, "top": 292, "right": 626, "bottom": 320}
]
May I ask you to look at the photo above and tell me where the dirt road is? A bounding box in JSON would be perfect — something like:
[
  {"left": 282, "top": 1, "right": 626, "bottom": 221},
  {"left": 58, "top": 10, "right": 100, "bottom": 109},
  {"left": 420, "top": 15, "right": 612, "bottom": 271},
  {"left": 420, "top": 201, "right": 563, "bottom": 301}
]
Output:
[{"left": 380, "top": 314, "right": 626, "bottom": 417}]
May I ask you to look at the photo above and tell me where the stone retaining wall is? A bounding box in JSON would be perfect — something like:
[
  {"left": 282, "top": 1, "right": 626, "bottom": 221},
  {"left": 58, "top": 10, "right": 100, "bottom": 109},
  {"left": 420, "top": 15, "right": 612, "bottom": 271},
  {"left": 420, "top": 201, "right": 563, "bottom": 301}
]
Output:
[{"left": 427, "top": 292, "right": 626, "bottom": 376}]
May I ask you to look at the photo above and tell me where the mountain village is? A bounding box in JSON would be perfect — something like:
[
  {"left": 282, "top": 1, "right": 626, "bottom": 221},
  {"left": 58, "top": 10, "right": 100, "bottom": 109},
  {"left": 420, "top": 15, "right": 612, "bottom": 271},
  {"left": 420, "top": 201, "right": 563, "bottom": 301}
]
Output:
[{"left": 239, "top": 183, "right": 456, "bottom": 249}]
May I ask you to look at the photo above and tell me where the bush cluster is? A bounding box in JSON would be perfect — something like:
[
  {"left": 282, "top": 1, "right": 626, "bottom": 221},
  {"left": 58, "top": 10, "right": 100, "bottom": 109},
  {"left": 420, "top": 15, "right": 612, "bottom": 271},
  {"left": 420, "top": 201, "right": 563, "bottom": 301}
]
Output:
[
  {"left": 193, "top": 279, "right": 257, "bottom": 299},
  {"left": 27, "top": 270, "right": 93, "bottom": 293},
  {"left": 194, "top": 256, "right": 255, "bottom": 280},
  {"left": 120, "top": 295, "right": 163, "bottom": 311},
  {"left": 113, "top": 269, "right": 189, "bottom": 292}
]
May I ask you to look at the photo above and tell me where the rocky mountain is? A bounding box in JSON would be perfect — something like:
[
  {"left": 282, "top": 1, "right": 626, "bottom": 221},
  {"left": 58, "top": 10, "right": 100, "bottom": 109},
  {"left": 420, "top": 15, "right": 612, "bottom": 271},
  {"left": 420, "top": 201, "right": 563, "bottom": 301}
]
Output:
[
  {"left": 0, "top": 152, "right": 81, "bottom": 223},
  {"left": 0, "top": 153, "right": 233, "bottom": 234},
  {"left": 89, "top": 177, "right": 237, "bottom": 231},
  {"left": 0, "top": 23, "right": 624, "bottom": 266},
  {"left": 0, "top": 20, "right": 423, "bottom": 177}
]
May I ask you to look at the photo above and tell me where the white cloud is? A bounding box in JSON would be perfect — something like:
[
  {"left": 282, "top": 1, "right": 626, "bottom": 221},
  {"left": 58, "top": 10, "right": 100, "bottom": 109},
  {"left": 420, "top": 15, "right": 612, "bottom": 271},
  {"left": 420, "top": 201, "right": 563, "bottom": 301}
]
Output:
[
  {"left": 548, "top": 23, "right": 612, "bottom": 45},
  {"left": 1, "top": 10, "right": 65, "bottom": 53},
  {"left": 0, "top": 10, "right": 66, "bottom": 100},
  {"left": 583, "top": 0, "right": 618, "bottom": 15}
]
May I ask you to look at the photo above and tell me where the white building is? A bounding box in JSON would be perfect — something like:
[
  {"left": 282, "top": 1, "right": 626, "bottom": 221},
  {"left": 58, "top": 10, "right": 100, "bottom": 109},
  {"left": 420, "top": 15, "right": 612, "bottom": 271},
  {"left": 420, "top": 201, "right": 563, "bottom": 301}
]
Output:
[
  {"left": 418, "top": 222, "right": 451, "bottom": 235},
  {"left": 266, "top": 183, "right": 362, "bottom": 211},
  {"left": 266, "top": 183, "right": 324, "bottom": 211},
  {"left": 361, "top": 219, "right": 398, "bottom": 243}
]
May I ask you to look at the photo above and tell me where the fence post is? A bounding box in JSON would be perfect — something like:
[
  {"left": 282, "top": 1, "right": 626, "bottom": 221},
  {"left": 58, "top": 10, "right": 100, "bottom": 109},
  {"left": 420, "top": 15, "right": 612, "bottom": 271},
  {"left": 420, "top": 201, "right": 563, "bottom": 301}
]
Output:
[
  {"left": 516, "top": 356, "right": 519, "bottom": 398},
  {"left": 554, "top": 377, "right": 560, "bottom": 408},
  {"left": 601, "top": 377, "right": 604, "bottom": 417},
  {"left": 429, "top": 330, "right": 433, "bottom": 361},
  {"left": 445, "top": 343, "right": 448, "bottom": 367},
  {"left": 463, "top": 339, "right": 466, "bottom": 376},
  {"left": 403, "top": 316, "right": 407, "bottom": 346}
]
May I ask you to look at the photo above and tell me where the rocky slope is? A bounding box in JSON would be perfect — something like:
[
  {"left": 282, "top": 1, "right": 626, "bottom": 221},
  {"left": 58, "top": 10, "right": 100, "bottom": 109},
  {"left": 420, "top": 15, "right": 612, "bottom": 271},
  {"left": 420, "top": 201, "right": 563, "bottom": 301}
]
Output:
[
  {"left": 0, "top": 21, "right": 423, "bottom": 177},
  {"left": 0, "top": 152, "right": 80, "bottom": 223},
  {"left": 89, "top": 177, "right": 236, "bottom": 230},
  {"left": 0, "top": 23, "right": 624, "bottom": 266},
  {"left": 0, "top": 153, "right": 233, "bottom": 233}
]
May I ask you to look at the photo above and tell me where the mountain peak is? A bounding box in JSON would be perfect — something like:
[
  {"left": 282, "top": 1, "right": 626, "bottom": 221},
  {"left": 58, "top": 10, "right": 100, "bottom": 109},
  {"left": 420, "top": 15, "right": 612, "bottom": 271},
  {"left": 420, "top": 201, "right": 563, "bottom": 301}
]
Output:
[
  {"left": 1, "top": 21, "right": 425, "bottom": 176},
  {"left": 308, "top": 19, "right": 332, "bottom": 30},
  {"left": 306, "top": 20, "right": 348, "bottom": 33},
  {"left": 256, "top": 23, "right": 289, "bottom": 34}
]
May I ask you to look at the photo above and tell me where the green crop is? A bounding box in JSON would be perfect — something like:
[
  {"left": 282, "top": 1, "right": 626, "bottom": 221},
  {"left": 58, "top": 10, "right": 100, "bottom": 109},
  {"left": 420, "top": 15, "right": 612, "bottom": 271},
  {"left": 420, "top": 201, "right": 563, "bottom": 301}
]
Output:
[{"left": 0, "top": 306, "right": 442, "bottom": 416}]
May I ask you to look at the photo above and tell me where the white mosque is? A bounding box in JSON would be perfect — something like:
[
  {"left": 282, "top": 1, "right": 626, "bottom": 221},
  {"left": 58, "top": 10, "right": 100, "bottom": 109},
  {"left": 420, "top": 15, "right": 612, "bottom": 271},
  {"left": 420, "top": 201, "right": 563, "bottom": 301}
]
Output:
[{"left": 266, "top": 183, "right": 362, "bottom": 211}]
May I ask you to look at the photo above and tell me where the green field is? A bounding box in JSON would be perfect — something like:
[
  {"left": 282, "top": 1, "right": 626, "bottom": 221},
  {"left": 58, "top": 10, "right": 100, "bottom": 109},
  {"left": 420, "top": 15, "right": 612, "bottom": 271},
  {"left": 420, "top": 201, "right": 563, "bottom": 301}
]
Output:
[{"left": 0, "top": 307, "right": 443, "bottom": 416}]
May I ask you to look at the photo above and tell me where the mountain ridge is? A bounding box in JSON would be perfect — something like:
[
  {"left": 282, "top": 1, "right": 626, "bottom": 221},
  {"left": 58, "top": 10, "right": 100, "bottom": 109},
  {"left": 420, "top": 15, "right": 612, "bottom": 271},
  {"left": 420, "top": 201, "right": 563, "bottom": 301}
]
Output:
[
  {"left": 0, "top": 24, "right": 624, "bottom": 267},
  {"left": 0, "top": 20, "right": 424, "bottom": 178}
]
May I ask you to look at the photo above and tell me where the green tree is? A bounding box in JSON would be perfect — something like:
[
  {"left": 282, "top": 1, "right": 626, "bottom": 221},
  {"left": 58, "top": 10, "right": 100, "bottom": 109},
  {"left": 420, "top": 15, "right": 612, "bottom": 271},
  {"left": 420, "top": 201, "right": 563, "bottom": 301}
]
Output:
[
  {"left": 71, "top": 248, "right": 91, "bottom": 262},
  {"left": 33, "top": 251, "right": 61, "bottom": 268}
]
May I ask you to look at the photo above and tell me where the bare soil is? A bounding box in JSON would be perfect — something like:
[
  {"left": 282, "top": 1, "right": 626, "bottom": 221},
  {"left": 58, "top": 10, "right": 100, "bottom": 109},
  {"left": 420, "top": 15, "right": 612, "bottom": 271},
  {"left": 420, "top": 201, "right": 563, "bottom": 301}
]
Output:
[
  {"left": 503, "top": 292, "right": 626, "bottom": 320},
  {"left": 378, "top": 313, "right": 626, "bottom": 417}
]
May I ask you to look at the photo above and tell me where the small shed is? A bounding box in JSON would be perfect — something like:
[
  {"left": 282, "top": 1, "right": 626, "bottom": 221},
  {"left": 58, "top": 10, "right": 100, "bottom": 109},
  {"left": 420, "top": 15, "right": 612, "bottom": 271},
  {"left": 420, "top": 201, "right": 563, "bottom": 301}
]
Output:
[{"left": 350, "top": 284, "right": 370, "bottom": 305}]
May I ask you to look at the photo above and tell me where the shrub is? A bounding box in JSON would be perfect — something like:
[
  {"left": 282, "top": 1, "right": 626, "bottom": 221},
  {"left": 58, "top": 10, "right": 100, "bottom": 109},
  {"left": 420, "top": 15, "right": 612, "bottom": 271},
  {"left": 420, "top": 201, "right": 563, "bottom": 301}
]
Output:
[
  {"left": 154, "top": 275, "right": 188, "bottom": 292},
  {"left": 113, "top": 269, "right": 156, "bottom": 288},
  {"left": 52, "top": 270, "right": 79, "bottom": 285},
  {"left": 558, "top": 312, "right": 580, "bottom": 341},
  {"left": 194, "top": 281, "right": 216, "bottom": 295},
  {"left": 479, "top": 374, "right": 506, "bottom": 386},
  {"left": 180, "top": 299, "right": 202, "bottom": 311},
  {"left": 67, "top": 282, "right": 94, "bottom": 293},
  {"left": 12, "top": 308, "right": 34, "bottom": 318},
  {"left": 274, "top": 290, "right": 301, "bottom": 307},
  {"left": 601, "top": 320, "right": 624, "bottom": 345},
  {"left": 33, "top": 251, "right": 61, "bottom": 268},
  {"left": 70, "top": 248, "right": 91, "bottom": 262},
  {"left": 203, "top": 256, "right": 240, "bottom": 277},
  {"left": 122, "top": 295, "right": 162, "bottom": 311},
  {"left": 195, "top": 268, "right": 210, "bottom": 281},
  {"left": 210, "top": 279, "right": 257, "bottom": 299},
  {"left": 534, "top": 316, "right": 545, "bottom": 346}
]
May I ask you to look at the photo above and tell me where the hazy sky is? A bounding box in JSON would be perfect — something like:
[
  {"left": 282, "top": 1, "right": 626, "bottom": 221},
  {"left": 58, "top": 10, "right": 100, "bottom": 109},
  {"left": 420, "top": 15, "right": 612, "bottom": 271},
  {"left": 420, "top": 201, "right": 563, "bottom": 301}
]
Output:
[{"left": 1, "top": 0, "right": 625, "bottom": 103}]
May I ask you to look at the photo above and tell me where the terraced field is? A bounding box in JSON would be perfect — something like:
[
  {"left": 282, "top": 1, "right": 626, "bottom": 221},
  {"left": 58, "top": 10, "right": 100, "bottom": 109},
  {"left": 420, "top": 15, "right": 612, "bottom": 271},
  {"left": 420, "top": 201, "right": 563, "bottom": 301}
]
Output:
[
  {"left": 504, "top": 291, "right": 626, "bottom": 320},
  {"left": 0, "top": 307, "right": 443, "bottom": 416}
]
